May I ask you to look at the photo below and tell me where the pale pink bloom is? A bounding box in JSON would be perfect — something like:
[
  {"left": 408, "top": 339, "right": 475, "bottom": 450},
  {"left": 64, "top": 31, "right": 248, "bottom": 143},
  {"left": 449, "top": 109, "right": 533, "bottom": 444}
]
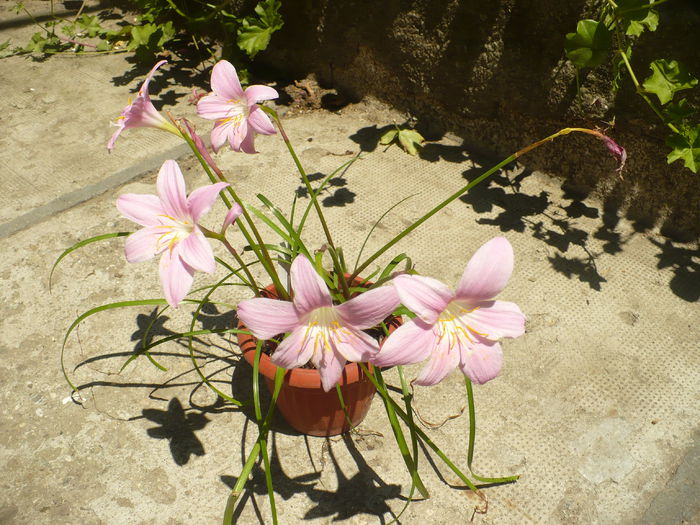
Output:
[
  {"left": 222, "top": 203, "right": 243, "bottom": 232},
  {"left": 237, "top": 256, "right": 400, "bottom": 391},
  {"left": 116, "top": 160, "right": 229, "bottom": 308},
  {"left": 197, "top": 60, "right": 278, "bottom": 154},
  {"left": 107, "top": 60, "right": 181, "bottom": 151},
  {"left": 373, "top": 237, "right": 526, "bottom": 386}
]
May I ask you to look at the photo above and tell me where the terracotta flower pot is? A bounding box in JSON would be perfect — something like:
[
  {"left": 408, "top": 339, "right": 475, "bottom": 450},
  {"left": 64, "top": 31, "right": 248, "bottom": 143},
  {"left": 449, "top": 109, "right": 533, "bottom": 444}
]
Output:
[{"left": 237, "top": 284, "right": 400, "bottom": 437}]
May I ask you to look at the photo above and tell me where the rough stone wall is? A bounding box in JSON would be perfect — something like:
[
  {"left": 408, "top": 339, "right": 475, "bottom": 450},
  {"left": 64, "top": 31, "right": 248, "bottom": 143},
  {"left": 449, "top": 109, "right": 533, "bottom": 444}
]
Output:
[{"left": 261, "top": 0, "right": 700, "bottom": 239}]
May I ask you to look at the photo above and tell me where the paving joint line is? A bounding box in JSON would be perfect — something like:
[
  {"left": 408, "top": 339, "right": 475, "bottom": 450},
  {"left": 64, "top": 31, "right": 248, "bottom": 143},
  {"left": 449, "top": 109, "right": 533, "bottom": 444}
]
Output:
[{"left": 0, "top": 143, "right": 192, "bottom": 240}]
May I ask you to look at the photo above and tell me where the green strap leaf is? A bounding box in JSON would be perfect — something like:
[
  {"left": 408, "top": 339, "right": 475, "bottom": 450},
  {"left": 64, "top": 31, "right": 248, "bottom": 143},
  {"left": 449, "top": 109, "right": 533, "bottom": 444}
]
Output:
[{"left": 50, "top": 232, "right": 130, "bottom": 291}]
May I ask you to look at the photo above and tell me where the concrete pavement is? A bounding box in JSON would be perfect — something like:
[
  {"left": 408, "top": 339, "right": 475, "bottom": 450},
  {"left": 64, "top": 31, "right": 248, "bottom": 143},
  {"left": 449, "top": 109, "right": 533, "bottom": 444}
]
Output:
[{"left": 1, "top": 2, "right": 698, "bottom": 524}]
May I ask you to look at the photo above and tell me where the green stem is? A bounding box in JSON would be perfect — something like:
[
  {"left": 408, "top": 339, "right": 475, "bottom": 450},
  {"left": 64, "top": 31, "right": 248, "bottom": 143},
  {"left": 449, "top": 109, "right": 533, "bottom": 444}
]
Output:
[
  {"left": 374, "top": 368, "right": 430, "bottom": 498},
  {"left": 264, "top": 107, "right": 351, "bottom": 299},
  {"left": 616, "top": 46, "right": 679, "bottom": 134},
  {"left": 351, "top": 127, "right": 619, "bottom": 282},
  {"left": 180, "top": 126, "right": 289, "bottom": 299},
  {"left": 350, "top": 154, "right": 513, "bottom": 281},
  {"left": 361, "top": 365, "right": 484, "bottom": 493}
]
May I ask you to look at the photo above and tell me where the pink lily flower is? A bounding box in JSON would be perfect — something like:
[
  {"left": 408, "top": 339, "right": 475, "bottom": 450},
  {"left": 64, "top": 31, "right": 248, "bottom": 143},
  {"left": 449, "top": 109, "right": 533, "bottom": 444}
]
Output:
[
  {"left": 373, "top": 237, "right": 526, "bottom": 386},
  {"left": 236, "top": 255, "right": 400, "bottom": 391},
  {"left": 107, "top": 60, "right": 181, "bottom": 152},
  {"left": 116, "top": 159, "right": 229, "bottom": 308},
  {"left": 196, "top": 60, "right": 278, "bottom": 154}
]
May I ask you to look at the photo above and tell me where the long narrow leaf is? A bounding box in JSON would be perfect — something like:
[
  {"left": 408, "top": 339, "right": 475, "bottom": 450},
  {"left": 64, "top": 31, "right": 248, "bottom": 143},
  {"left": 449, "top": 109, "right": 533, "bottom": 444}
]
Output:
[
  {"left": 50, "top": 232, "right": 130, "bottom": 290},
  {"left": 61, "top": 299, "right": 169, "bottom": 392},
  {"left": 352, "top": 195, "right": 416, "bottom": 273},
  {"left": 246, "top": 203, "right": 296, "bottom": 247},
  {"left": 374, "top": 368, "right": 430, "bottom": 498},
  {"left": 296, "top": 154, "right": 363, "bottom": 235},
  {"left": 256, "top": 194, "right": 310, "bottom": 259},
  {"left": 188, "top": 271, "right": 245, "bottom": 406},
  {"left": 464, "top": 378, "right": 519, "bottom": 483}
]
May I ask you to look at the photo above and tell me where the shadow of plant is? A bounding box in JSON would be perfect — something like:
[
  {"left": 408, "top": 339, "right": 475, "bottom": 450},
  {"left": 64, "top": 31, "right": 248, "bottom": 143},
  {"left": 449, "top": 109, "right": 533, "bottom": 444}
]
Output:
[
  {"left": 142, "top": 397, "right": 209, "bottom": 465},
  {"left": 295, "top": 170, "right": 357, "bottom": 208},
  {"left": 459, "top": 162, "right": 618, "bottom": 292},
  {"left": 222, "top": 432, "right": 403, "bottom": 524},
  {"left": 649, "top": 239, "right": 700, "bottom": 302}
]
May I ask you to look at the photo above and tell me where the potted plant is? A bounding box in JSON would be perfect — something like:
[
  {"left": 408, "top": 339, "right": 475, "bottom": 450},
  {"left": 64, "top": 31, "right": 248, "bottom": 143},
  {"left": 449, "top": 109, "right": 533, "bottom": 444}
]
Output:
[{"left": 56, "top": 58, "right": 626, "bottom": 522}]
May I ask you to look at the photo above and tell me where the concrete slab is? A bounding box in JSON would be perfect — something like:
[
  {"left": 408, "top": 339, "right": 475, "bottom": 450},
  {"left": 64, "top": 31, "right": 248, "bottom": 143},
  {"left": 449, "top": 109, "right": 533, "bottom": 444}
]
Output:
[{"left": 0, "top": 4, "right": 698, "bottom": 525}]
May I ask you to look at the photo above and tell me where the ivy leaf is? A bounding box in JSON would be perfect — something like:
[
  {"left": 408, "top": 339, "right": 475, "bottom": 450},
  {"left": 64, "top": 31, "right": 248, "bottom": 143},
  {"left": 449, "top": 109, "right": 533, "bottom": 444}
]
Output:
[
  {"left": 95, "top": 40, "right": 111, "bottom": 52},
  {"left": 663, "top": 99, "right": 695, "bottom": 125},
  {"left": 379, "top": 129, "right": 398, "bottom": 145},
  {"left": 666, "top": 126, "right": 700, "bottom": 173},
  {"left": 615, "top": 0, "right": 658, "bottom": 37},
  {"left": 643, "top": 59, "right": 698, "bottom": 105},
  {"left": 564, "top": 19, "right": 612, "bottom": 69},
  {"left": 397, "top": 129, "right": 424, "bottom": 156},
  {"left": 77, "top": 14, "right": 103, "bottom": 38},
  {"left": 128, "top": 24, "right": 157, "bottom": 50},
  {"left": 237, "top": 0, "right": 284, "bottom": 58}
]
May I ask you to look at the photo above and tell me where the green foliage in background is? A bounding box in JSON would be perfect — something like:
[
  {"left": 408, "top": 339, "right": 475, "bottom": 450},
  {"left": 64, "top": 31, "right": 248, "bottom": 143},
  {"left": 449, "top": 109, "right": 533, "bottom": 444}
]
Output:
[
  {"left": 4, "top": 0, "right": 284, "bottom": 73},
  {"left": 564, "top": 0, "right": 700, "bottom": 173}
]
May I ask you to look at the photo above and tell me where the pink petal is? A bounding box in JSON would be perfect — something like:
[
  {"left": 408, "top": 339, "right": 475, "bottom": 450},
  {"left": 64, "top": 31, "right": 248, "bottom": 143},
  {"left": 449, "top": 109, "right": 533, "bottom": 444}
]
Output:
[
  {"left": 414, "top": 335, "right": 461, "bottom": 386},
  {"left": 332, "top": 327, "right": 379, "bottom": 362},
  {"left": 290, "top": 256, "right": 332, "bottom": 314},
  {"left": 210, "top": 120, "right": 230, "bottom": 153},
  {"left": 247, "top": 106, "right": 276, "bottom": 135},
  {"left": 229, "top": 120, "right": 249, "bottom": 151},
  {"left": 222, "top": 204, "right": 243, "bottom": 231},
  {"left": 156, "top": 160, "right": 189, "bottom": 220},
  {"left": 237, "top": 298, "right": 300, "bottom": 340},
  {"left": 393, "top": 274, "right": 453, "bottom": 324},
  {"left": 459, "top": 338, "right": 503, "bottom": 385},
  {"left": 464, "top": 300, "right": 525, "bottom": 340},
  {"left": 372, "top": 318, "right": 435, "bottom": 367},
  {"left": 187, "top": 182, "right": 229, "bottom": 222},
  {"left": 159, "top": 247, "right": 194, "bottom": 308},
  {"left": 179, "top": 229, "right": 215, "bottom": 273},
  {"left": 336, "top": 286, "right": 400, "bottom": 329},
  {"left": 271, "top": 325, "right": 315, "bottom": 368},
  {"left": 124, "top": 226, "right": 161, "bottom": 263},
  {"left": 210, "top": 60, "right": 244, "bottom": 101},
  {"left": 238, "top": 128, "right": 257, "bottom": 154},
  {"left": 245, "top": 84, "right": 279, "bottom": 103},
  {"left": 140, "top": 60, "right": 168, "bottom": 99},
  {"left": 107, "top": 124, "right": 125, "bottom": 152},
  {"left": 196, "top": 95, "right": 235, "bottom": 120},
  {"left": 116, "top": 193, "right": 164, "bottom": 227},
  {"left": 312, "top": 346, "right": 347, "bottom": 392},
  {"left": 455, "top": 237, "right": 514, "bottom": 302}
]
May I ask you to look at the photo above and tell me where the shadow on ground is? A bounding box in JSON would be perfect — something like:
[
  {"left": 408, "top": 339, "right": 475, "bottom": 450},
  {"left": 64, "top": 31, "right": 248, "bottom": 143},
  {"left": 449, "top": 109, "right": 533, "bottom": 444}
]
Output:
[
  {"left": 221, "top": 433, "right": 404, "bottom": 524},
  {"left": 346, "top": 125, "right": 699, "bottom": 302}
]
